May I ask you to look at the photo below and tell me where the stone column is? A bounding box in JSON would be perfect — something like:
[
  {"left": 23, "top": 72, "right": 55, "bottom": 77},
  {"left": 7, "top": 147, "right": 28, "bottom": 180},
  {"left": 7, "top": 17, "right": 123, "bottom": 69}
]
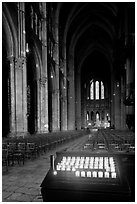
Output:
[
  {"left": 75, "top": 71, "right": 81, "bottom": 130},
  {"left": 9, "top": 2, "right": 28, "bottom": 137},
  {"left": 110, "top": 71, "right": 115, "bottom": 127},
  {"left": 37, "top": 79, "right": 41, "bottom": 133},
  {"left": 39, "top": 77, "right": 48, "bottom": 132},
  {"left": 14, "top": 58, "right": 27, "bottom": 136},
  {"left": 52, "top": 21, "right": 60, "bottom": 132},
  {"left": 67, "top": 53, "right": 75, "bottom": 130},
  {"left": 60, "top": 75, "right": 67, "bottom": 131},
  {"left": 60, "top": 40, "right": 67, "bottom": 131},
  {"left": 120, "top": 76, "right": 126, "bottom": 129},
  {"left": 41, "top": 3, "right": 49, "bottom": 132},
  {"left": 52, "top": 89, "right": 60, "bottom": 132},
  {"left": 8, "top": 57, "right": 16, "bottom": 136},
  {"left": 114, "top": 81, "right": 121, "bottom": 129}
]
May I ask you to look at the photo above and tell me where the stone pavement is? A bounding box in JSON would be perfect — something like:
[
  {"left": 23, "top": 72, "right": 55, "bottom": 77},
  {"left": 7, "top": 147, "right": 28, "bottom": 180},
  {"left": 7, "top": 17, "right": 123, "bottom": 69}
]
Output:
[{"left": 2, "top": 135, "right": 89, "bottom": 202}]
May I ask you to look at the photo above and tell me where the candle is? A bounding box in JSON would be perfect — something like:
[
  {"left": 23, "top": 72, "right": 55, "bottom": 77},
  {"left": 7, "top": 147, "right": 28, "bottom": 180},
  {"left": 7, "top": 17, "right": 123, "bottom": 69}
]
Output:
[
  {"left": 93, "top": 171, "right": 97, "bottom": 178},
  {"left": 111, "top": 172, "right": 116, "bottom": 178},
  {"left": 87, "top": 171, "right": 91, "bottom": 177},
  {"left": 105, "top": 172, "right": 109, "bottom": 178},
  {"left": 81, "top": 171, "right": 85, "bottom": 177},
  {"left": 75, "top": 171, "right": 80, "bottom": 177},
  {"left": 98, "top": 171, "right": 103, "bottom": 178}
]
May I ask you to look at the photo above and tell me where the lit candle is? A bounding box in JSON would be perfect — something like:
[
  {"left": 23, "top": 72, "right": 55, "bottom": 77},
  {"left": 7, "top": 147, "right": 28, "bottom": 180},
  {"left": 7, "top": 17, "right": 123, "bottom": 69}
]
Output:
[
  {"left": 93, "top": 171, "right": 97, "bottom": 178},
  {"left": 66, "top": 166, "right": 71, "bottom": 171},
  {"left": 89, "top": 165, "right": 93, "bottom": 169},
  {"left": 80, "top": 165, "right": 83, "bottom": 169},
  {"left": 75, "top": 171, "right": 80, "bottom": 177},
  {"left": 105, "top": 172, "right": 109, "bottom": 178},
  {"left": 111, "top": 172, "right": 116, "bottom": 178},
  {"left": 87, "top": 171, "right": 91, "bottom": 177},
  {"left": 56, "top": 165, "right": 61, "bottom": 171},
  {"left": 53, "top": 170, "right": 57, "bottom": 175},
  {"left": 72, "top": 167, "right": 76, "bottom": 171},
  {"left": 99, "top": 165, "right": 103, "bottom": 169},
  {"left": 98, "top": 171, "right": 103, "bottom": 178},
  {"left": 81, "top": 171, "right": 85, "bottom": 177},
  {"left": 110, "top": 167, "right": 115, "bottom": 172},
  {"left": 84, "top": 164, "right": 88, "bottom": 168},
  {"left": 68, "top": 157, "right": 71, "bottom": 161}
]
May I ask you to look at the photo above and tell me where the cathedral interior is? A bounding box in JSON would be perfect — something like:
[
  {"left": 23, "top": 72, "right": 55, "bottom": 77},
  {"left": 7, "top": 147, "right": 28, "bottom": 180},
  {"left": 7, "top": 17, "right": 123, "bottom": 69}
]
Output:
[{"left": 2, "top": 2, "right": 135, "bottom": 202}]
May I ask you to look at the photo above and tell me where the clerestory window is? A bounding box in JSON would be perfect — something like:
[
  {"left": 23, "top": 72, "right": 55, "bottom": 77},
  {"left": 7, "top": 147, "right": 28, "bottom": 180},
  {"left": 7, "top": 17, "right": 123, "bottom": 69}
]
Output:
[{"left": 89, "top": 80, "right": 104, "bottom": 100}]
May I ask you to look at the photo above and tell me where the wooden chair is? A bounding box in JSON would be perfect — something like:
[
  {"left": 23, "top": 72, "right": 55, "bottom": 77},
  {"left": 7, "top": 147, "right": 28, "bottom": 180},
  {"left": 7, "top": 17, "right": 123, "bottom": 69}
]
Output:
[
  {"left": 2, "top": 143, "right": 8, "bottom": 171},
  {"left": 25, "top": 143, "right": 37, "bottom": 159},
  {"left": 13, "top": 143, "right": 26, "bottom": 165},
  {"left": 8, "top": 142, "right": 16, "bottom": 166}
]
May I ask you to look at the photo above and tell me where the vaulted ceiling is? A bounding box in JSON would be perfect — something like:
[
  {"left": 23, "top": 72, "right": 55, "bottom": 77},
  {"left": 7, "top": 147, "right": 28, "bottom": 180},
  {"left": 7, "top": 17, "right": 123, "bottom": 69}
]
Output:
[{"left": 58, "top": 2, "right": 134, "bottom": 87}]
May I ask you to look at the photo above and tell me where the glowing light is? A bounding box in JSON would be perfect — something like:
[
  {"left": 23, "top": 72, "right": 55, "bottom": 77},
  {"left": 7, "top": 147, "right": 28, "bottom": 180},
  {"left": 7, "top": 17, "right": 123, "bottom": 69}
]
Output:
[
  {"left": 81, "top": 171, "right": 85, "bottom": 177},
  {"left": 105, "top": 172, "right": 109, "bottom": 178},
  {"left": 84, "top": 165, "right": 88, "bottom": 169},
  {"left": 55, "top": 156, "right": 117, "bottom": 179},
  {"left": 111, "top": 172, "right": 116, "bottom": 178},
  {"left": 72, "top": 167, "right": 76, "bottom": 171},
  {"left": 66, "top": 167, "right": 71, "bottom": 171},
  {"left": 93, "top": 171, "right": 97, "bottom": 178},
  {"left": 53, "top": 171, "right": 57, "bottom": 175},
  {"left": 75, "top": 171, "right": 80, "bottom": 177},
  {"left": 98, "top": 171, "right": 103, "bottom": 178},
  {"left": 87, "top": 171, "right": 91, "bottom": 177},
  {"left": 61, "top": 166, "right": 65, "bottom": 171},
  {"left": 26, "top": 43, "right": 29, "bottom": 53},
  {"left": 56, "top": 165, "right": 61, "bottom": 171}
]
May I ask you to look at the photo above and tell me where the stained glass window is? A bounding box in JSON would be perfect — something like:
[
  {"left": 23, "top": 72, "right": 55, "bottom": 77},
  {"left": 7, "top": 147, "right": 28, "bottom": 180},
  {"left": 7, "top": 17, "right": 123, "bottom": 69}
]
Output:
[
  {"left": 90, "top": 81, "right": 94, "bottom": 100},
  {"left": 95, "top": 81, "right": 99, "bottom": 99},
  {"left": 86, "top": 112, "right": 89, "bottom": 120},
  {"left": 101, "top": 81, "right": 104, "bottom": 99}
]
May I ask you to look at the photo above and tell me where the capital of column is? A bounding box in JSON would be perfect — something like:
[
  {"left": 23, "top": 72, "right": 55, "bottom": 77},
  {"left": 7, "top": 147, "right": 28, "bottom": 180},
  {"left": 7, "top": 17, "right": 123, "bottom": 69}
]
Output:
[
  {"left": 14, "top": 58, "right": 26, "bottom": 70},
  {"left": 7, "top": 55, "right": 15, "bottom": 63},
  {"left": 53, "top": 89, "right": 59, "bottom": 95},
  {"left": 39, "top": 76, "right": 47, "bottom": 86},
  {"left": 41, "top": 40, "right": 47, "bottom": 47}
]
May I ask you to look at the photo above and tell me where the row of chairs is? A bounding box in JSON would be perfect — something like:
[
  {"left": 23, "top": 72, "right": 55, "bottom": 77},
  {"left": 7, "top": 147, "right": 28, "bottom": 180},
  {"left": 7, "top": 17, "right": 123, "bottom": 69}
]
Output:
[
  {"left": 2, "top": 130, "right": 88, "bottom": 171},
  {"left": 101, "top": 129, "right": 135, "bottom": 152},
  {"left": 2, "top": 142, "right": 38, "bottom": 171}
]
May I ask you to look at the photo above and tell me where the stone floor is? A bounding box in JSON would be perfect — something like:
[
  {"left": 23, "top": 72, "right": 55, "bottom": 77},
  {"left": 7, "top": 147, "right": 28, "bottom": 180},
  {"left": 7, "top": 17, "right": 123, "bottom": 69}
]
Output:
[{"left": 2, "top": 135, "right": 88, "bottom": 202}]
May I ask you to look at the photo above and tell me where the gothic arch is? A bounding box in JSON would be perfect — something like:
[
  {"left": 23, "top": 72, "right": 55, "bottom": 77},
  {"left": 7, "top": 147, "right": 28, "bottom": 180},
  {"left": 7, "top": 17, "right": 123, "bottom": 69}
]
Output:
[
  {"left": 26, "top": 42, "right": 41, "bottom": 134},
  {"left": 2, "top": 4, "right": 18, "bottom": 58}
]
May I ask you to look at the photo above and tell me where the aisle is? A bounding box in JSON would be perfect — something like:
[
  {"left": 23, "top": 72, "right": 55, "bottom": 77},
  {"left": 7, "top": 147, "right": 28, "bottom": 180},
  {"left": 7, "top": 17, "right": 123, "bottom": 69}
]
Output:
[{"left": 2, "top": 134, "right": 89, "bottom": 202}]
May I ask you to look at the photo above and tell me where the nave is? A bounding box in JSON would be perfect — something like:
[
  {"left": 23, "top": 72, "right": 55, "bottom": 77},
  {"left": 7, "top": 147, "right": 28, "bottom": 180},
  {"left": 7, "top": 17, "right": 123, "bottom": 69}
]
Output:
[{"left": 3, "top": 129, "right": 135, "bottom": 202}]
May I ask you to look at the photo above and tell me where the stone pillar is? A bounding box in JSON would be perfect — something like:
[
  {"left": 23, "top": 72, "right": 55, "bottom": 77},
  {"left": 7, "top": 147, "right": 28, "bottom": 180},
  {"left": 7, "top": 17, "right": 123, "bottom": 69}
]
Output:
[
  {"left": 60, "top": 74, "right": 67, "bottom": 131},
  {"left": 61, "top": 46, "right": 68, "bottom": 131},
  {"left": 52, "top": 21, "right": 60, "bottom": 132},
  {"left": 110, "top": 72, "right": 115, "bottom": 127},
  {"left": 22, "top": 58, "right": 28, "bottom": 134},
  {"left": 9, "top": 2, "right": 28, "bottom": 137},
  {"left": 8, "top": 57, "right": 16, "bottom": 135},
  {"left": 67, "top": 53, "right": 75, "bottom": 130},
  {"left": 41, "top": 3, "right": 49, "bottom": 132},
  {"left": 8, "top": 56, "right": 28, "bottom": 137},
  {"left": 114, "top": 81, "right": 121, "bottom": 129},
  {"left": 39, "top": 77, "right": 48, "bottom": 132},
  {"left": 75, "top": 71, "right": 81, "bottom": 130},
  {"left": 37, "top": 79, "right": 41, "bottom": 133},
  {"left": 51, "top": 89, "right": 60, "bottom": 132},
  {"left": 120, "top": 76, "right": 126, "bottom": 129}
]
